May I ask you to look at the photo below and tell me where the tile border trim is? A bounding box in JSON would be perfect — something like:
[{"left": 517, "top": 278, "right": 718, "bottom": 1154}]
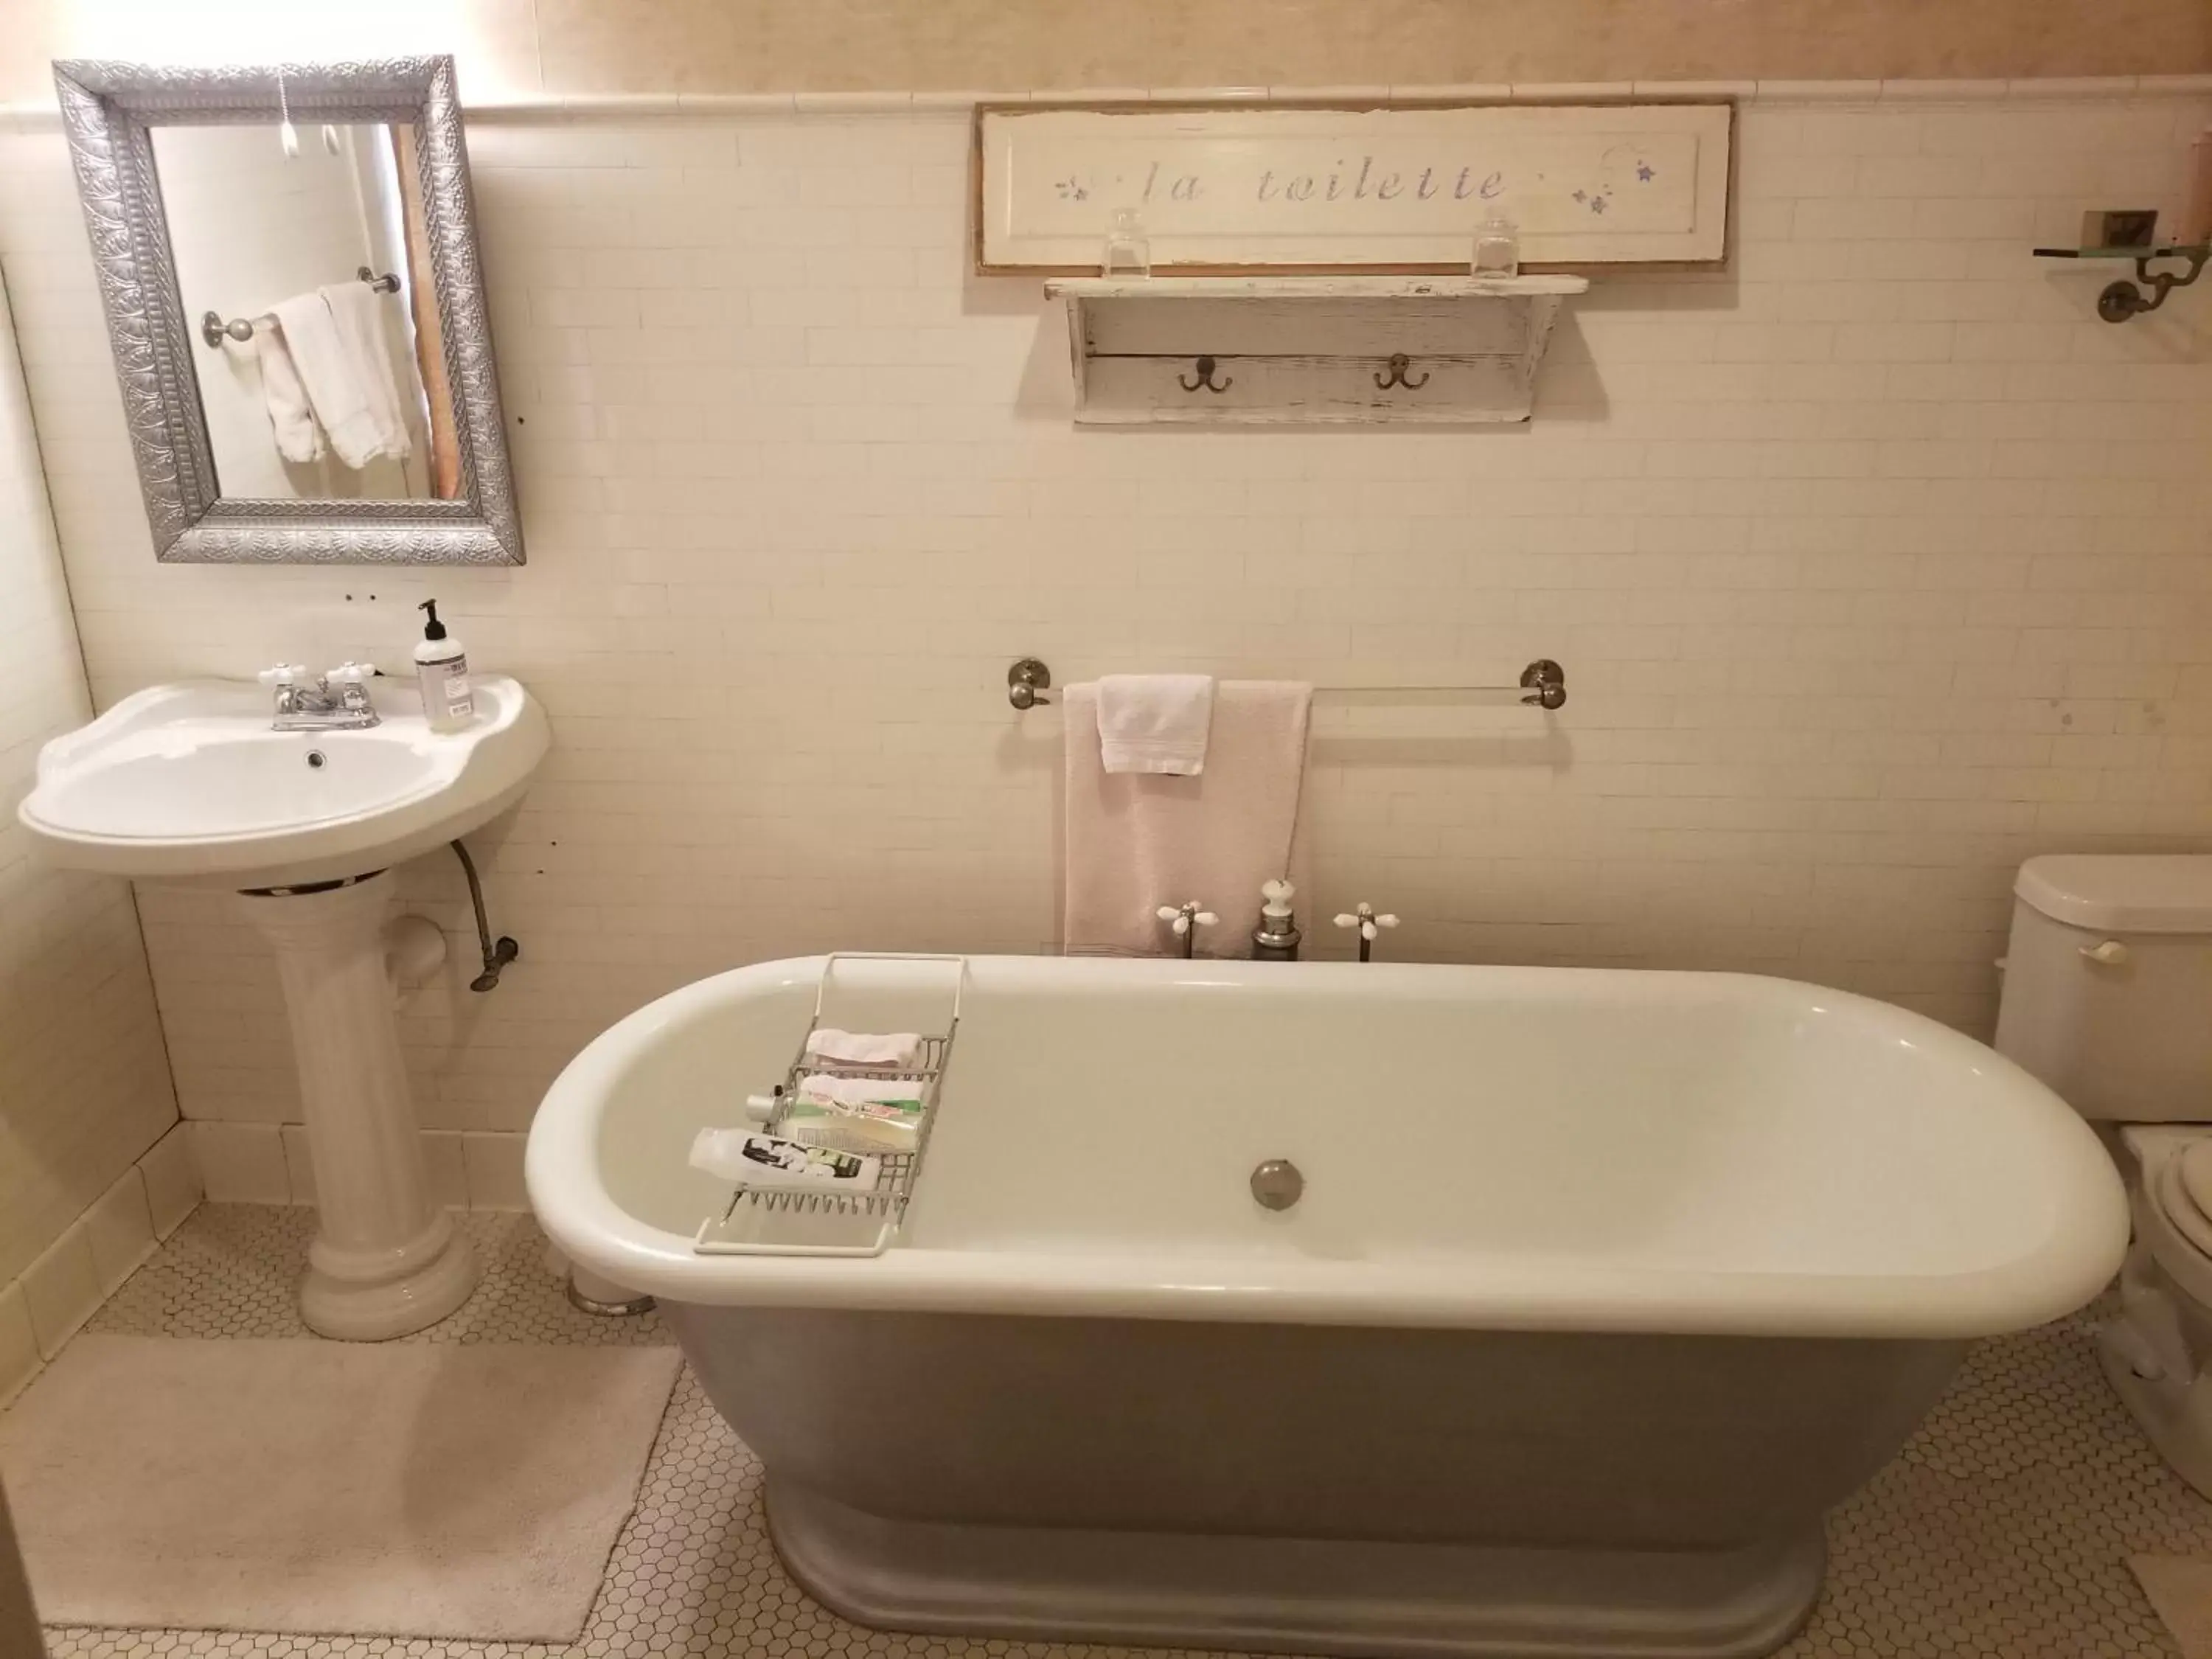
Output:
[
  {"left": 1, "top": 74, "right": 2208, "bottom": 129},
  {"left": 0, "top": 1120, "right": 198, "bottom": 1407},
  {"left": 189, "top": 1121, "right": 531, "bottom": 1215}
]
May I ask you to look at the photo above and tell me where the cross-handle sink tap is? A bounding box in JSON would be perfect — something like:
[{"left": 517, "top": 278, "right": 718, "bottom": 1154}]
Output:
[
  {"left": 1157, "top": 901, "right": 1217, "bottom": 960},
  {"left": 260, "top": 661, "right": 381, "bottom": 731},
  {"left": 1334, "top": 902, "right": 1399, "bottom": 962}
]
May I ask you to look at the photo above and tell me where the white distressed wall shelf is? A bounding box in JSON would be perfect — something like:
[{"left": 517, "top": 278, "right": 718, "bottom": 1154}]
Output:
[{"left": 1047, "top": 275, "right": 1590, "bottom": 427}]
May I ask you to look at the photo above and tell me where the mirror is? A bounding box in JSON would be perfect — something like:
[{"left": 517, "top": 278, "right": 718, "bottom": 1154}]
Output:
[
  {"left": 52, "top": 58, "right": 522, "bottom": 564},
  {"left": 154, "top": 122, "right": 447, "bottom": 504}
]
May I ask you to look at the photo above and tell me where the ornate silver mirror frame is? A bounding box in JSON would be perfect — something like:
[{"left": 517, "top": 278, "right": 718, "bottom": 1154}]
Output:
[{"left": 52, "top": 57, "right": 523, "bottom": 564}]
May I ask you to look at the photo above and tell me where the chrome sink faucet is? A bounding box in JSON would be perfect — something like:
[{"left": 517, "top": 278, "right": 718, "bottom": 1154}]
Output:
[{"left": 260, "top": 662, "right": 380, "bottom": 731}]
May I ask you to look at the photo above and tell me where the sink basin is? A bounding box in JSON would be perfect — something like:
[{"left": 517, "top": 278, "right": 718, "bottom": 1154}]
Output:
[{"left": 18, "top": 675, "right": 549, "bottom": 888}]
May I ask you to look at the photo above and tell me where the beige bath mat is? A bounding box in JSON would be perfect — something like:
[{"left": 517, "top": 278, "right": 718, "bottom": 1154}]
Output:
[
  {"left": 2135, "top": 1557, "right": 2212, "bottom": 1659},
  {"left": 0, "top": 1335, "right": 681, "bottom": 1641}
]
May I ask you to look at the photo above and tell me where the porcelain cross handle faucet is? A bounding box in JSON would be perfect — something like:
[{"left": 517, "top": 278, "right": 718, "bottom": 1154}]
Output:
[
  {"left": 1334, "top": 902, "right": 1399, "bottom": 962},
  {"left": 1158, "top": 902, "right": 1217, "bottom": 960}
]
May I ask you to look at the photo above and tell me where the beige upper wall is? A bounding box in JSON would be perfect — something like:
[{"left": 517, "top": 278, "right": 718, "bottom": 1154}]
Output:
[
  {"left": 528, "top": 0, "right": 2212, "bottom": 95},
  {"left": 4, "top": 0, "right": 2211, "bottom": 105}
]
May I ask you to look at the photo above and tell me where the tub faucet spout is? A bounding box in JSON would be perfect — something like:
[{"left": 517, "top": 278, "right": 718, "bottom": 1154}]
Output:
[{"left": 1253, "top": 880, "right": 1301, "bottom": 961}]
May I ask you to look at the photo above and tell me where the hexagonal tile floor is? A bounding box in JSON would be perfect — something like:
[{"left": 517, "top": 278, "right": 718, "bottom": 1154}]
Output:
[{"left": 23, "top": 1203, "right": 2212, "bottom": 1658}]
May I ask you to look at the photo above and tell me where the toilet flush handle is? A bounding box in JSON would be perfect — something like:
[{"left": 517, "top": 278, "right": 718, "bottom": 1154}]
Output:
[{"left": 2079, "top": 939, "right": 2130, "bottom": 966}]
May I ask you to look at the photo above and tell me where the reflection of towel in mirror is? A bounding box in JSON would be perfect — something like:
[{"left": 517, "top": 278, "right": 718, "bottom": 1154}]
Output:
[
  {"left": 319, "top": 280, "right": 412, "bottom": 465},
  {"left": 268, "top": 288, "right": 410, "bottom": 470},
  {"left": 254, "top": 325, "right": 324, "bottom": 465}
]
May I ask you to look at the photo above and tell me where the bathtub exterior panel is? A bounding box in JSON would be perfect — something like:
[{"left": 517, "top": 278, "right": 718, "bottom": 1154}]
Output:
[
  {"left": 762, "top": 1477, "right": 1829, "bottom": 1659},
  {"left": 669, "top": 1303, "right": 1961, "bottom": 1549}
]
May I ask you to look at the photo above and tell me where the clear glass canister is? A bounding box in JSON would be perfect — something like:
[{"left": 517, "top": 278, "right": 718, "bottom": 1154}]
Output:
[
  {"left": 1102, "top": 208, "right": 1152, "bottom": 277},
  {"left": 1472, "top": 212, "right": 1520, "bottom": 277}
]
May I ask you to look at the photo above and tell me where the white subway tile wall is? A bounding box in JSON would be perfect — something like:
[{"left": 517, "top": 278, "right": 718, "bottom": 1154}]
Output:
[
  {"left": 136, "top": 1122, "right": 204, "bottom": 1241},
  {"left": 81, "top": 1165, "right": 157, "bottom": 1295},
  {"left": 18, "top": 1220, "right": 100, "bottom": 1357},
  {"left": 185, "top": 1122, "right": 291, "bottom": 1207},
  {"left": 0, "top": 271, "right": 178, "bottom": 1279},
  {"left": 0, "top": 92, "right": 2208, "bottom": 1140},
  {"left": 0, "top": 1282, "right": 37, "bottom": 1405},
  {"left": 0, "top": 1126, "right": 194, "bottom": 1402}
]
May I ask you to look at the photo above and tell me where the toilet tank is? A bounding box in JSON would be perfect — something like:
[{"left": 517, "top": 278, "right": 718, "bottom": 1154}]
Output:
[{"left": 1994, "top": 855, "right": 2212, "bottom": 1123}]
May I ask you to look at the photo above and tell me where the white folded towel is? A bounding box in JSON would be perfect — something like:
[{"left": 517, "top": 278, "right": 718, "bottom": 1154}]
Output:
[
  {"left": 803, "top": 1029, "right": 921, "bottom": 1068},
  {"left": 269, "top": 292, "right": 380, "bottom": 469},
  {"left": 1096, "top": 674, "right": 1217, "bottom": 776},
  {"left": 269, "top": 287, "right": 411, "bottom": 470},
  {"left": 254, "top": 327, "right": 325, "bottom": 465},
  {"left": 320, "top": 279, "right": 412, "bottom": 464}
]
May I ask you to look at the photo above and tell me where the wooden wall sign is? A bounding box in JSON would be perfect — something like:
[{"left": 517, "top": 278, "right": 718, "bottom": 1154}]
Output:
[{"left": 975, "top": 101, "right": 1733, "bottom": 274}]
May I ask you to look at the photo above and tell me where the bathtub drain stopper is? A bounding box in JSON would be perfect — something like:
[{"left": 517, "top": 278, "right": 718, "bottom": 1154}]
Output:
[{"left": 1251, "top": 1158, "right": 1304, "bottom": 1211}]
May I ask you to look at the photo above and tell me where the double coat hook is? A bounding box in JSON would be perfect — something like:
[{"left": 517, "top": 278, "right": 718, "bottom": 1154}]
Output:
[
  {"left": 1178, "top": 355, "right": 1232, "bottom": 394},
  {"left": 1374, "top": 353, "right": 1430, "bottom": 390}
]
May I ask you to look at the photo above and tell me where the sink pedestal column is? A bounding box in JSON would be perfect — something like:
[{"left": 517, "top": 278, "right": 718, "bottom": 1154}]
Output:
[{"left": 237, "top": 870, "right": 477, "bottom": 1339}]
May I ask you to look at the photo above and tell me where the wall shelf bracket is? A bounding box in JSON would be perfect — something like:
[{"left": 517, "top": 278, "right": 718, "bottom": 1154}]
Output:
[{"left": 2097, "top": 249, "right": 2209, "bottom": 322}]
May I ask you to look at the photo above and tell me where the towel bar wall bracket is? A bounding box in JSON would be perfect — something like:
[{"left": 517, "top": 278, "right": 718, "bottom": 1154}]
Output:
[
  {"left": 1006, "top": 656, "right": 1565, "bottom": 711},
  {"left": 1008, "top": 657, "right": 1053, "bottom": 709}
]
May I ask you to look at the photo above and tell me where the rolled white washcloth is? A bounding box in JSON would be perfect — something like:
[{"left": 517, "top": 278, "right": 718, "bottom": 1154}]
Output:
[
  {"left": 804, "top": 1029, "right": 922, "bottom": 1068},
  {"left": 798, "top": 1074, "right": 923, "bottom": 1109},
  {"left": 787, "top": 1074, "right": 925, "bottom": 1153}
]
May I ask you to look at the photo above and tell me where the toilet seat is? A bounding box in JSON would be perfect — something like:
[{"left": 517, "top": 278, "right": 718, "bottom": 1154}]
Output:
[
  {"left": 2182, "top": 1141, "right": 2212, "bottom": 1231},
  {"left": 2147, "top": 1138, "right": 2212, "bottom": 1299}
]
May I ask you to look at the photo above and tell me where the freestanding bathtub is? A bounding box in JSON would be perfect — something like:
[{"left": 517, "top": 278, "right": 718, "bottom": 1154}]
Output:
[{"left": 528, "top": 955, "right": 2127, "bottom": 1659}]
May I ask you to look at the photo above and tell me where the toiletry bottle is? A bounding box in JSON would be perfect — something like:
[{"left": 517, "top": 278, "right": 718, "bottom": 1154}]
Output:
[{"left": 414, "top": 599, "right": 473, "bottom": 732}]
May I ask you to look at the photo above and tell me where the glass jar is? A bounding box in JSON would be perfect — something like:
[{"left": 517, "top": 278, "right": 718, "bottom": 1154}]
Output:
[
  {"left": 1102, "top": 208, "right": 1152, "bottom": 278},
  {"left": 1472, "top": 212, "right": 1520, "bottom": 278}
]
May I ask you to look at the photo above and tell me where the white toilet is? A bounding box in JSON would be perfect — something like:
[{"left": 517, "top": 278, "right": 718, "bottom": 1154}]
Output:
[{"left": 1994, "top": 853, "right": 2212, "bottom": 1495}]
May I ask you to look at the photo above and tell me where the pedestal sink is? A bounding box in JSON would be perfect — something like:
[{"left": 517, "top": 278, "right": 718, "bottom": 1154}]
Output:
[{"left": 18, "top": 675, "right": 549, "bottom": 1338}]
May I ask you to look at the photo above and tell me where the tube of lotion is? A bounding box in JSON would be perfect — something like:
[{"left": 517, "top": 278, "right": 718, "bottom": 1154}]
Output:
[{"left": 690, "top": 1129, "right": 881, "bottom": 1189}]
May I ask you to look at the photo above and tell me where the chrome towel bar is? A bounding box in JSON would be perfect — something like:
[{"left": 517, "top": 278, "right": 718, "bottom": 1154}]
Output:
[
  {"left": 1007, "top": 657, "right": 1566, "bottom": 712},
  {"left": 201, "top": 267, "right": 403, "bottom": 348}
]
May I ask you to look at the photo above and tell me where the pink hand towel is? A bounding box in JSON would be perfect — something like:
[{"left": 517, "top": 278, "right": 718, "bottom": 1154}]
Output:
[{"left": 1063, "top": 680, "right": 1312, "bottom": 956}]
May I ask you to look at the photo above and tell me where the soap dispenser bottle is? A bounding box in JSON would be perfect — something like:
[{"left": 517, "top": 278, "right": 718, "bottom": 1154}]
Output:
[{"left": 413, "top": 599, "right": 473, "bottom": 733}]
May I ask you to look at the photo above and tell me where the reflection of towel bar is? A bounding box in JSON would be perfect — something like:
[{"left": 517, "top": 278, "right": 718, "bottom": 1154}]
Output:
[
  {"left": 1006, "top": 656, "right": 1568, "bottom": 711},
  {"left": 199, "top": 266, "right": 403, "bottom": 348}
]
